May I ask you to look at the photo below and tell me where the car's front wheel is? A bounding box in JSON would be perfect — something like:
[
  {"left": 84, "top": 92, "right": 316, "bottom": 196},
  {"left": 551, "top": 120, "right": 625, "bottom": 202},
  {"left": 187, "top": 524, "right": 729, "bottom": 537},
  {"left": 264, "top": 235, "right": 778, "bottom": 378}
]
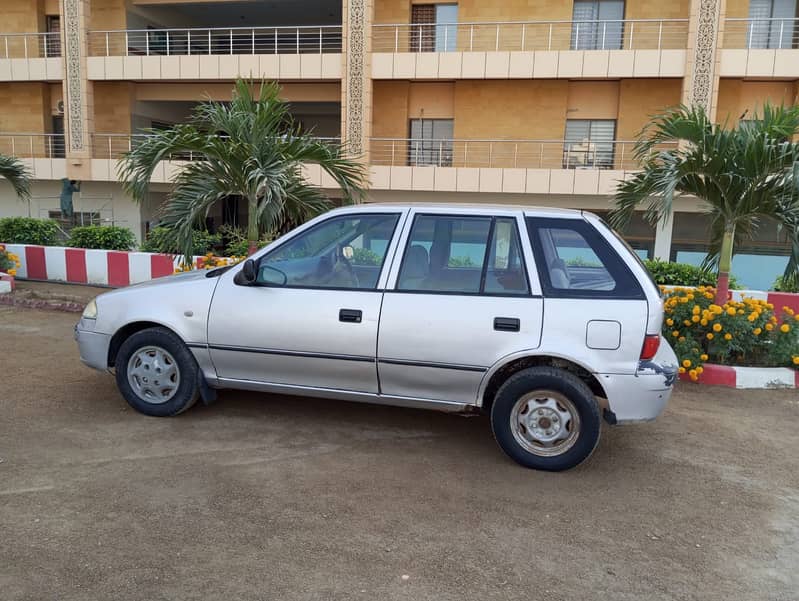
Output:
[
  {"left": 115, "top": 327, "right": 199, "bottom": 417},
  {"left": 490, "top": 366, "right": 601, "bottom": 471}
]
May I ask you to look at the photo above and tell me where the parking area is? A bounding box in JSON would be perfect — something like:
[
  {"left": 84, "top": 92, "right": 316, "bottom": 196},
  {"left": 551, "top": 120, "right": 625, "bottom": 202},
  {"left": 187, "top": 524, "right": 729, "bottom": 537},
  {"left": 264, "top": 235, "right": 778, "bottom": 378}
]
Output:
[{"left": 1, "top": 304, "right": 798, "bottom": 601}]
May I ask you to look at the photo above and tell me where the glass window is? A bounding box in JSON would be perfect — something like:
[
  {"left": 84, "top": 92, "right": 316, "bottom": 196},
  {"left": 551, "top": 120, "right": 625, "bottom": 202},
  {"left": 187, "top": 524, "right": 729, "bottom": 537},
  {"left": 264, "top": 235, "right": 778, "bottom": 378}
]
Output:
[
  {"left": 747, "top": 0, "right": 797, "bottom": 49},
  {"left": 410, "top": 4, "right": 458, "bottom": 52},
  {"left": 571, "top": 0, "right": 625, "bottom": 50},
  {"left": 398, "top": 215, "right": 529, "bottom": 295},
  {"left": 484, "top": 218, "right": 530, "bottom": 295},
  {"left": 258, "top": 214, "right": 400, "bottom": 290},
  {"left": 564, "top": 120, "right": 616, "bottom": 169},
  {"left": 528, "top": 217, "right": 643, "bottom": 298},
  {"left": 409, "top": 119, "right": 454, "bottom": 166}
]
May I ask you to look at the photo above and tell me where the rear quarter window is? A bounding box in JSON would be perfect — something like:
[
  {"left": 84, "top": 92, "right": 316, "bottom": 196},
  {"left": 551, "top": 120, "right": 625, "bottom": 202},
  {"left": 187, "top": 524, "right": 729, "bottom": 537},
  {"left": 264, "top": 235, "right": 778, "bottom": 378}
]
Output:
[{"left": 526, "top": 217, "right": 645, "bottom": 299}]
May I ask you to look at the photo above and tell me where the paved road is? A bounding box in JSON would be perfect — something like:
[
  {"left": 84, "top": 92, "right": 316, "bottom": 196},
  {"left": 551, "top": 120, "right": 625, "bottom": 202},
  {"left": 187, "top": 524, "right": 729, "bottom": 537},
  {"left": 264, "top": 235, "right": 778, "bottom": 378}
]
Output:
[{"left": 1, "top": 305, "right": 797, "bottom": 600}]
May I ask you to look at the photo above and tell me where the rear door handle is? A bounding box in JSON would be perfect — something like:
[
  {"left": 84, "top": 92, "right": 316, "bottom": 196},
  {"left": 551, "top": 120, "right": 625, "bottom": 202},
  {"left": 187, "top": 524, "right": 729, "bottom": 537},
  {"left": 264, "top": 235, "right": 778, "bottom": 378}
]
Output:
[
  {"left": 339, "top": 309, "right": 363, "bottom": 323},
  {"left": 494, "top": 317, "right": 520, "bottom": 332}
]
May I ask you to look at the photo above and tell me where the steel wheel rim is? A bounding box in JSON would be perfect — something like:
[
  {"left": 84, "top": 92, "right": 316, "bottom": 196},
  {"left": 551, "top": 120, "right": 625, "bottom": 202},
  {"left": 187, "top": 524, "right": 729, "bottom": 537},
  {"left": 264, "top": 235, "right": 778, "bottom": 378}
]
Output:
[
  {"left": 127, "top": 346, "right": 180, "bottom": 404},
  {"left": 509, "top": 390, "right": 580, "bottom": 457}
]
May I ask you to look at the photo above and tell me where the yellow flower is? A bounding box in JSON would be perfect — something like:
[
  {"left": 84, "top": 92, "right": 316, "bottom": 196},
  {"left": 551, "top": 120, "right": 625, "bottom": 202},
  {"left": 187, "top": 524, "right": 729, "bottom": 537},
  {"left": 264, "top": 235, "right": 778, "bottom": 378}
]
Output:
[
  {"left": 754, "top": 327, "right": 762, "bottom": 335},
  {"left": 724, "top": 333, "right": 732, "bottom": 340},
  {"left": 726, "top": 307, "right": 737, "bottom": 316},
  {"left": 666, "top": 318, "right": 674, "bottom": 327},
  {"left": 793, "top": 356, "right": 799, "bottom": 365},
  {"left": 700, "top": 318, "right": 708, "bottom": 326},
  {"left": 712, "top": 323, "right": 722, "bottom": 332},
  {"left": 682, "top": 359, "right": 692, "bottom": 368},
  {"left": 700, "top": 354, "right": 708, "bottom": 361},
  {"left": 710, "top": 304, "right": 723, "bottom": 314},
  {"left": 766, "top": 323, "right": 774, "bottom": 331},
  {"left": 696, "top": 366, "right": 704, "bottom": 374},
  {"left": 7, "top": 268, "right": 16, "bottom": 276},
  {"left": 691, "top": 315, "right": 700, "bottom": 323},
  {"left": 678, "top": 367, "right": 686, "bottom": 374},
  {"left": 780, "top": 324, "right": 790, "bottom": 333},
  {"left": 672, "top": 330, "right": 680, "bottom": 337},
  {"left": 707, "top": 333, "right": 714, "bottom": 340},
  {"left": 795, "top": 314, "right": 799, "bottom": 322},
  {"left": 692, "top": 305, "right": 700, "bottom": 315},
  {"left": 683, "top": 319, "right": 691, "bottom": 326},
  {"left": 747, "top": 313, "right": 757, "bottom": 322},
  {"left": 689, "top": 369, "right": 698, "bottom": 380}
]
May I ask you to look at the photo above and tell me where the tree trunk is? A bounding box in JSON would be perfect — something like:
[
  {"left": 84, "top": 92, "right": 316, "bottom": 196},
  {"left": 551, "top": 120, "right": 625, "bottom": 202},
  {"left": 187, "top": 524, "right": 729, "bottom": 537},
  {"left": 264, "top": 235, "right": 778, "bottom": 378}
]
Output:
[
  {"left": 247, "top": 195, "right": 258, "bottom": 256},
  {"left": 715, "top": 226, "right": 735, "bottom": 305}
]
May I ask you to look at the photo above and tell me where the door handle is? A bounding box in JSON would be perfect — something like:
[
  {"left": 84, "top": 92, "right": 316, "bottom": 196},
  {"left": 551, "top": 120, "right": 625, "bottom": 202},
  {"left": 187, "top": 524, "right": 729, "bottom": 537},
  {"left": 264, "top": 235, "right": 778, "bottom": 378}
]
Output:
[
  {"left": 494, "top": 317, "right": 520, "bottom": 332},
  {"left": 339, "top": 309, "right": 363, "bottom": 323}
]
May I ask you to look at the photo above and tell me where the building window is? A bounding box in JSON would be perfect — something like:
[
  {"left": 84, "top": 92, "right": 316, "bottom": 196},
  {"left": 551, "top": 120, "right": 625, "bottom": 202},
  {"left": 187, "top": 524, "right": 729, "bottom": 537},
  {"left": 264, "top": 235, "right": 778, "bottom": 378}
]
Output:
[
  {"left": 409, "top": 119, "right": 454, "bottom": 166},
  {"left": 747, "top": 0, "right": 797, "bottom": 49},
  {"left": 571, "top": 0, "right": 625, "bottom": 50},
  {"left": 51, "top": 115, "right": 65, "bottom": 159},
  {"left": 410, "top": 4, "right": 458, "bottom": 52},
  {"left": 563, "top": 120, "right": 616, "bottom": 169},
  {"left": 45, "top": 16, "right": 61, "bottom": 57}
]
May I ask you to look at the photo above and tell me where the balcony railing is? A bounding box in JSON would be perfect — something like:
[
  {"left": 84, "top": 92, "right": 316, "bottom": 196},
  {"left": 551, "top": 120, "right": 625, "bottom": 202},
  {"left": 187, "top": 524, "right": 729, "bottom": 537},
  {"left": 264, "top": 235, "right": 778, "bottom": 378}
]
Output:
[
  {"left": 0, "top": 32, "right": 60, "bottom": 59},
  {"left": 723, "top": 18, "right": 799, "bottom": 49},
  {"left": 88, "top": 26, "right": 343, "bottom": 57},
  {"left": 91, "top": 133, "right": 342, "bottom": 160},
  {"left": 372, "top": 19, "right": 689, "bottom": 53},
  {"left": 0, "top": 133, "right": 65, "bottom": 158},
  {"left": 370, "top": 138, "right": 677, "bottom": 170}
]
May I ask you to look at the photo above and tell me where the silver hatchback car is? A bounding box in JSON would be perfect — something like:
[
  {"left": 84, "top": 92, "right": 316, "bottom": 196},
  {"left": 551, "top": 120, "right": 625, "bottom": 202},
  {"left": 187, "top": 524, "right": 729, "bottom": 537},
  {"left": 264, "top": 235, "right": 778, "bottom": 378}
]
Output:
[{"left": 75, "top": 204, "right": 678, "bottom": 471}]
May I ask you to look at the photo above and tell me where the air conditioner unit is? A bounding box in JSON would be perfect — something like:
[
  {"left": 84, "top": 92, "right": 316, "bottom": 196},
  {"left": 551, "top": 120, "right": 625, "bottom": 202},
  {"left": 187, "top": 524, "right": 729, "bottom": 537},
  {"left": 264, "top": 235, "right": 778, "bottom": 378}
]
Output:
[{"left": 56, "top": 100, "right": 64, "bottom": 114}]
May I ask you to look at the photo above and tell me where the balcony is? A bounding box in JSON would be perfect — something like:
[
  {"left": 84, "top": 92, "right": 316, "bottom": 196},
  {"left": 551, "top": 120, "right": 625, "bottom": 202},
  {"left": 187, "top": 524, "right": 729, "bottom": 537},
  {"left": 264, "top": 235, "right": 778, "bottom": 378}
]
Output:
[
  {"left": 371, "top": 19, "right": 688, "bottom": 79},
  {"left": 0, "top": 32, "right": 62, "bottom": 81},
  {"left": 86, "top": 26, "right": 343, "bottom": 81},
  {"left": 0, "top": 133, "right": 66, "bottom": 179},
  {"left": 368, "top": 137, "right": 676, "bottom": 195},
  {"left": 721, "top": 18, "right": 799, "bottom": 78}
]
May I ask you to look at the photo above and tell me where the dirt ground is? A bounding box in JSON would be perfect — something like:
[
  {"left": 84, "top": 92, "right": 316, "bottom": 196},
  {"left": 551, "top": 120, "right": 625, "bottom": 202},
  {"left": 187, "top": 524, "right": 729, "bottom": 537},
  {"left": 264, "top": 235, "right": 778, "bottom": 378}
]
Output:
[{"left": 1, "top": 304, "right": 798, "bottom": 601}]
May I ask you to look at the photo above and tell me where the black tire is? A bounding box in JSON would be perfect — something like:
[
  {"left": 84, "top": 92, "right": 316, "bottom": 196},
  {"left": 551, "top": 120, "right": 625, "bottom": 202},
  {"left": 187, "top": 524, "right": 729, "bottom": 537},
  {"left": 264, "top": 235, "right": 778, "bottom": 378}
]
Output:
[
  {"left": 490, "top": 366, "right": 601, "bottom": 471},
  {"left": 115, "top": 327, "right": 200, "bottom": 417}
]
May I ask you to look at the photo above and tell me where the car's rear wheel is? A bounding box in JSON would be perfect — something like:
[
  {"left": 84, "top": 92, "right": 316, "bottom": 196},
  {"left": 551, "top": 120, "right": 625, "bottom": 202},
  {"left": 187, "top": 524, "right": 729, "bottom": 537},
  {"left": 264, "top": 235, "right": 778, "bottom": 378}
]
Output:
[
  {"left": 115, "top": 327, "right": 199, "bottom": 417},
  {"left": 490, "top": 366, "right": 601, "bottom": 471}
]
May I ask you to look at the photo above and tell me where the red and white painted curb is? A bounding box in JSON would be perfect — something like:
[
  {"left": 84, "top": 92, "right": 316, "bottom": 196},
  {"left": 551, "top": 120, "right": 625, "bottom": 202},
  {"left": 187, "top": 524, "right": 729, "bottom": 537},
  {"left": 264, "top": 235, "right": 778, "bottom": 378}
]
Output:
[
  {"left": 2, "top": 244, "right": 183, "bottom": 287},
  {"left": 679, "top": 363, "right": 799, "bottom": 389}
]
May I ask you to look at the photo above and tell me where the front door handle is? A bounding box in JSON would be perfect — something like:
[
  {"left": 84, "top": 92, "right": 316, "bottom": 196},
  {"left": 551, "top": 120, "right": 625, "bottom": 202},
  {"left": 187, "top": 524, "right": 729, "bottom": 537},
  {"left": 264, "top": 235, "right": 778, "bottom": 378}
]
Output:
[
  {"left": 339, "top": 309, "right": 363, "bottom": 323},
  {"left": 494, "top": 317, "right": 520, "bottom": 332}
]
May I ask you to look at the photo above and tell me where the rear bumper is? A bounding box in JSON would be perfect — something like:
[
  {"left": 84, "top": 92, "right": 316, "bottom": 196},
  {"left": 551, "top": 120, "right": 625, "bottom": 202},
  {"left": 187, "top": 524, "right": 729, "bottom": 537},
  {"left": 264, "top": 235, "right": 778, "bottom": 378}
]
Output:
[{"left": 74, "top": 322, "right": 111, "bottom": 371}]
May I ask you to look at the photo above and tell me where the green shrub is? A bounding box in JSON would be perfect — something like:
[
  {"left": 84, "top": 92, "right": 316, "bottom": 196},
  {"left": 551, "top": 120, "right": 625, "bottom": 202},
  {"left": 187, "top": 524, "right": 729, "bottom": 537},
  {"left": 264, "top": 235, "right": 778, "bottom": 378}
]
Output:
[
  {"left": 352, "top": 247, "right": 381, "bottom": 266},
  {"left": 772, "top": 275, "right": 799, "bottom": 292},
  {"left": 67, "top": 225, "right": 136, "bottom": 251},
  {"left": 139, "top": 226, "right": 221, "bottom": 255},
  {"left": 217, "top": 224, "right": 271, "bottom": 257},
  {"left": 644, "top": 259, "right": 740, "bottom": 289},
  {"left": 0, "top": 217, "right": 59, "bottom": 245}
]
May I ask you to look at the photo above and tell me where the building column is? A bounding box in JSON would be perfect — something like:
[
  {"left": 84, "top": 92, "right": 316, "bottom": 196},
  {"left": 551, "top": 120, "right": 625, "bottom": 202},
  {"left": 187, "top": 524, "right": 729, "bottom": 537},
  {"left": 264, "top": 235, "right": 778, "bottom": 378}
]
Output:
[
  {"left": 653, "top": 212, "right": 675, "bottom": 261},
  {"left": 682, "top": 0, "right": 724, "bottom": 119},
  {"left": 62, "top": 0, "right": 93, "bottom": 180},
  {"left": 341, "top": 0, "right": 372, "bottom": 162}
]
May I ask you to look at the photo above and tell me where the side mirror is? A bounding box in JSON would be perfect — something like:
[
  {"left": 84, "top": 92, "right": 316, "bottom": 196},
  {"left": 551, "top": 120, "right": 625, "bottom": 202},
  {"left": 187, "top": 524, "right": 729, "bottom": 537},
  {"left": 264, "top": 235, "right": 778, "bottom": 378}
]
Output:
[{"left": 235, "top": 258, "right": 257, "bottom": 286}]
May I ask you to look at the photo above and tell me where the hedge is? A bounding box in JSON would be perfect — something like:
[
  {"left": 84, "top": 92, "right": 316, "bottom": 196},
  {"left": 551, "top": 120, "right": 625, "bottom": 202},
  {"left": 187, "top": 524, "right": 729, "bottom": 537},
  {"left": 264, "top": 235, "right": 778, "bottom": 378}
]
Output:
[
  {"left": 67, "top": 225, "right": 136, "bottom": 251},
  {"left": 0, "top": 217, "right": 59, "bottom": 246},
  {"left": 644, "top": 259, "right": 740, "bottom": 289}
]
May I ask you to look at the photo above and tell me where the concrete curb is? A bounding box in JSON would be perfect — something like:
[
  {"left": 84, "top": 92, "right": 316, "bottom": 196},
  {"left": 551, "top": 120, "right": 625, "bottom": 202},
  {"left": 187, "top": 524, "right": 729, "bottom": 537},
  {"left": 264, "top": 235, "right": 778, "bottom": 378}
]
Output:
[
  {"left": 679, "top": 362, "right": 799, "bottom": 389},
  {"left": 0, "top": 293, "right": 84, "bottom": 313}
]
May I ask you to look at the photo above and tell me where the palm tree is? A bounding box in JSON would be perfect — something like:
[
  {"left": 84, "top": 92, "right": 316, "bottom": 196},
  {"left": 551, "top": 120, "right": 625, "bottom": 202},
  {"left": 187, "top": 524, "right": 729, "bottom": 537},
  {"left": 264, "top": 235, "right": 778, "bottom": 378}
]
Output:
[
  {"left": 119, "top": 80, "right": 366, "bottom": 258},
  {"left": 0, "top": 153, "right": 32, "bottom": 201},
  {"left": 610, "top": 103, "right": 799, "bottom": 304}
]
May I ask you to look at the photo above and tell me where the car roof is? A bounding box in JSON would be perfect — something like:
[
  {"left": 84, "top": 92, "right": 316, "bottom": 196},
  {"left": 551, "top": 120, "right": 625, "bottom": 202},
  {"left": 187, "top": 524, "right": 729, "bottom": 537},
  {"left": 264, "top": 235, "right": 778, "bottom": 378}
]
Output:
[{"left": 327, "top": 203, "right": 589, "bottom": 217}]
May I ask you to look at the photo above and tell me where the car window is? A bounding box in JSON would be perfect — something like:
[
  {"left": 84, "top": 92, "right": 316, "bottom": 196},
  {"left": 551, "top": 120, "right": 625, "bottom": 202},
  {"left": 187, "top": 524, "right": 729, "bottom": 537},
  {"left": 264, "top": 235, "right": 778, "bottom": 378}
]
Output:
[
  {"left": 258, "top": 213, "right": 400, "bottom": 290},
  {"left": 397, "top": 215, "right": 529, "bottom": 295},
  {"left": 527, "top": 217, "right": 644, "bottom": 299}
]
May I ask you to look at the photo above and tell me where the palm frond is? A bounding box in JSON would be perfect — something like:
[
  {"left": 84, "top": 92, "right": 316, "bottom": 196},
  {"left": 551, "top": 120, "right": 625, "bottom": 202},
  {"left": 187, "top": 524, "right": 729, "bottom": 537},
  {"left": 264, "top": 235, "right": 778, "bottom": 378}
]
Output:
[{"left": 0, "top": 153, "right": 32, "bottom": 201}]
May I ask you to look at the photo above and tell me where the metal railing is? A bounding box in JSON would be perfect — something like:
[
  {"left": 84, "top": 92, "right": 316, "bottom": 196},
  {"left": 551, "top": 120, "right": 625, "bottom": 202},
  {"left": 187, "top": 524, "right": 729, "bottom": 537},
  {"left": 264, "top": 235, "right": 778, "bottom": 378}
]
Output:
[
  {"left": 88, "top": 25, "right": 343, "bottom": 57},
  {"left": 370, "top": 138, "right": 677, "bottom": 170},
  {"left": 91, "top": 133, "right": 342, "bottom": 160},
  {"left": 724, "top": 18, "right": 799, "bottom": 49},
  {"left": 372, "top": 19, "right": 689, "bottom": 53},
  {"left": 0, "top": 133, "right": 65, "bottom": 159},
  {"left": 0, "top": 32, "right": 60, "bottom": 59}
]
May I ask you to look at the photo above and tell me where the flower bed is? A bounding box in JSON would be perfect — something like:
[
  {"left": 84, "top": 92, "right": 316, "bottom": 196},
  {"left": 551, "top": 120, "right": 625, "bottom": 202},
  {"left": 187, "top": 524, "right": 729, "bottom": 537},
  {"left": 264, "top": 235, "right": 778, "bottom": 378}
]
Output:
[
  {"left": 662, "top": 286, "right": 799, "bottom": 382},
  {"left": 174, "top": 253, "right": 245, "bottom": 273}
]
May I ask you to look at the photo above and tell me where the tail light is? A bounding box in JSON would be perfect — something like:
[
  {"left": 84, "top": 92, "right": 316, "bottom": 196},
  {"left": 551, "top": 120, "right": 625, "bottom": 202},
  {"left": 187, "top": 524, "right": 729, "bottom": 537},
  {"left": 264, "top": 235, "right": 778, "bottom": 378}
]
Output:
[{"left": 640, "top": 334, "right": 660, "bottom": 361}]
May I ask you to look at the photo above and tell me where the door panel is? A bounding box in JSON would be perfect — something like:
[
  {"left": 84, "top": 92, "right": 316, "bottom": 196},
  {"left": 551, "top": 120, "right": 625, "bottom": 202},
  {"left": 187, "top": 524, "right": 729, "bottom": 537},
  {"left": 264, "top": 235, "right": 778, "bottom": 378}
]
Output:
[
  {"left": 208, "top": 286, "right": 382, "bottom": 392},
  {"left": 377, "top": 294, "right": 543, "bottom": 403}
]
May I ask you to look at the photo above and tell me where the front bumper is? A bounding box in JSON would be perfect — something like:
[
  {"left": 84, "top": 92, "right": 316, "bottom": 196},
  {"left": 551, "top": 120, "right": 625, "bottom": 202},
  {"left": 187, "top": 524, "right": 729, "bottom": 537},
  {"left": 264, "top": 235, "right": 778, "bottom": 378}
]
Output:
[{"left": 74, "top": 321, "right": 111, "bottom": 371}]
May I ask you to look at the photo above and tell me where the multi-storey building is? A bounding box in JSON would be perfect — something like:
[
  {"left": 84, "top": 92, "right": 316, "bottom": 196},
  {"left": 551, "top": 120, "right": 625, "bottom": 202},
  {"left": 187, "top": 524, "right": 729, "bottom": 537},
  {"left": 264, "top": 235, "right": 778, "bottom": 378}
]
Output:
[{"left": 0, "top": 0, "right": 797, "bottom": 289}]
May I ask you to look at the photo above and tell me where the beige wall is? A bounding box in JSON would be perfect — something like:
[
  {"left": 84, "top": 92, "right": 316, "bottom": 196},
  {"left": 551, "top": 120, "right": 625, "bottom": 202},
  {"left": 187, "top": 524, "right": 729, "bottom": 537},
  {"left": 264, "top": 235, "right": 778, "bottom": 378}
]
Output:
[
  {"left": 454, "top": 80, "right": 569, "bottom": 139},
  {"left": 716, "top": 80, "right": 799, "bottom": 124},
  {"left": 567, "top": 81, "right": 620, "bottom": 120},
  {"left": 90, "top": 0, "right": 128, "bottom": 30},
  {"left": 372, "top": 81, "right": 409, "bottom": 138},
  {"left": 3, "top": 0, "right": 46, "bottom": 32},
  {"left": 617, "top": 79, "right": 682, "bottom": 139},
  {"left": 0, "top": 83, "right": 49, "bottom": 131},
  {"left": 625, "top": 0, "right": 691, "bottom": 19},
  {"left": 408, "top": 82, "right": 454, "bottom": 118},
  {"left": 93, "top": 82, "right": 134, "bottom": 133},
  {"left": 724, "top": 0, "right": 751, "bottom": 19}
]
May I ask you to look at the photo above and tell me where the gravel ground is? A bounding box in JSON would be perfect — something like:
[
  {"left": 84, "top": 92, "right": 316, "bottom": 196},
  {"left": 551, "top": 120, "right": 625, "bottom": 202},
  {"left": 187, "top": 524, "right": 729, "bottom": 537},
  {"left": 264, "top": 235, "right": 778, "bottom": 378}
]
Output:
[{"left": 1, "top": 305, "right": 798, "bottom": 601}]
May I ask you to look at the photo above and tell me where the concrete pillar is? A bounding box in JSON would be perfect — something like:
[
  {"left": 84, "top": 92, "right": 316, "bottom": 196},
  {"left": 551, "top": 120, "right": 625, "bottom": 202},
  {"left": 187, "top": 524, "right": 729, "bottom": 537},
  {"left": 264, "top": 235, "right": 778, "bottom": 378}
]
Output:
[
  {"left": 62, "top": 0, "right": 93, "bottom": 180},
  {"left": 682, "top": 0, "right": 725, "bottom": 120},
  {"left": 653, "top": 212, "right": 675, "bottom": 261},
  {"left": 341, "top": 0, "right": 372, "bottom": 162}
]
